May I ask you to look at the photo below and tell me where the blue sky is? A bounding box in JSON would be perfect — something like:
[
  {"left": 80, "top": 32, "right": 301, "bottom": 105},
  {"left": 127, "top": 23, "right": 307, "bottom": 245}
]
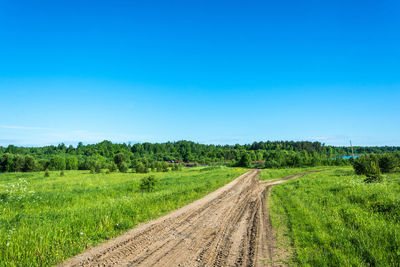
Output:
[{"left": 0, "top": 0, "right": 399, "bottom": 146}]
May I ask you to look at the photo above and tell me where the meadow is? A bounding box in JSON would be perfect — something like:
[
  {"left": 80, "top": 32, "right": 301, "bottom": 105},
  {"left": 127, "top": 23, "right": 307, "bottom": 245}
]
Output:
[
  {"left": 0, "top": 167, "right": 246, "bottom": 266},
  {"left": 258, "top": 166, "right": 330, "bottom": 181},
  {"left": 269, "top": 167, "right": 400, "bottom": 266}
]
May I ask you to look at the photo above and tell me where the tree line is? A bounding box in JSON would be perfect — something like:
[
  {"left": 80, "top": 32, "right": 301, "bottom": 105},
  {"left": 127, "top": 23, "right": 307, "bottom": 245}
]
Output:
[{"left": 0, "top": 140, "right": 399, "bottom": 173}]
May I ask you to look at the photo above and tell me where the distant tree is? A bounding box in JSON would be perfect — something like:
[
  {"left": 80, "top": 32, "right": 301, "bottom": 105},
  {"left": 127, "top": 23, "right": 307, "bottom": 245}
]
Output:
[
  {"left": 49, "top": 156, "right": 66, "bottom": 170},
  {"left": 0, "top": 153, "right": 14, "bottom": 172},
  {"left": 156, "top": 162, "right": 163, "bottom": 172},
  {"left": 135, "top": 162, "right": 147, "bottom": 173},
  {"left": 13, "top": 155, "right": 25, "bottom": 172},
  {"left": 161, "top": 162, "right": 169, "bottom": 172},
  {"left": 84, "top": 155, "right": 105, "bottom": 173},
  {"left": 23, "top": 155, "right": 36, "bottom": 172},
  {"left": 37, "top": 159, "right": 50, "bottom": 171},
  {"left": 65, "top": 157, "right": 78, "bottom": 170},
  {"left": 114, "top": 153, "right": 127, "bottom": 172},
  {"left": 114, "top": 153, "right": 125, "bottom": 166},
  {"left": 118, "top": 162, "right": 128, "bottom": 173},
  {"left": 150, "top": 161, "right": 157, "bottom": 172},
  {"left": 264, "top": 159, "right": 280, "bottom": 169},
  {"left": 238, "top": 154, "right": 251, "bottom": 168},
  {"left": 108, "top": 162, "right": 118, "bottom": 172}
]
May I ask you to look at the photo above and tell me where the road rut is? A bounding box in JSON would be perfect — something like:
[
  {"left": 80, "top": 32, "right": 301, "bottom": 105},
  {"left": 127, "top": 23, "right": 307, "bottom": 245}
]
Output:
[{"left": 61, "top": 170, "right": 313, "bottom": 267}]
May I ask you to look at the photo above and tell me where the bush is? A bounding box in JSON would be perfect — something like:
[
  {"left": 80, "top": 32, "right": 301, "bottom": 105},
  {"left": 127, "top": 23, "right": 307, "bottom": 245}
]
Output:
[
  {"left": 139, "top": 175, "right": 157, "bottom": 192},
  {"left": 171, "top": 164, "right": 181, "bottom": 171},
  {"left": 118, "top": 162, "right": 128, "bottom": 173},
  {"left": 364, "top": 160, "right": 382, "bottom": 183},
  {"left": 352, "top": 154, "right": 398, "bottom": 179},
  {"left": 108, "top": 162, "right": 118, "bottom": 172},
  {"left": 135, "top": 162, "right": 147, "bottom": 173},
  {"left": 44, "top": 169, "right": 50, "bottom": 177},
  {"left": 379, "top": 154, "right": 397, "bottom": 173},
  {"left": 161, "top": 162, "right": 169, "bottom": 172},
  {"left": 60, "top": 171, "right": 65, "bottom": 177},
  {"left": 237, "top": 154, "right": 251, "bottom": 168},
  {"left": 23, "top": 155, "right": 36, "bottom": 172}
]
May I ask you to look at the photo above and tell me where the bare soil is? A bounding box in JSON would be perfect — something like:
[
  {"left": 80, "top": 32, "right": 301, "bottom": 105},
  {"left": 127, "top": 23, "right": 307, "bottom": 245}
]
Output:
[{"left": 61, "top": 170, "right": 314, "bottom": 267}]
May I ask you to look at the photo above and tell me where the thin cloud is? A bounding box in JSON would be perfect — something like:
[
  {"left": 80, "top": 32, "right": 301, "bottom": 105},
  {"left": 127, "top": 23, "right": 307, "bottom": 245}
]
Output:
[{"left": 0, "top": 125, "right": 51, "bottom": 130}]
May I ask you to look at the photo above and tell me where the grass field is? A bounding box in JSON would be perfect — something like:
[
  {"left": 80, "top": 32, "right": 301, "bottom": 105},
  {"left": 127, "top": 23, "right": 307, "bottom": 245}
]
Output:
[
  {"left": 0, "top": 166, "right": 246, "bottom": 266},
  {"left": 259, "top": 166, "right": 330, "bottom": 181},
  {"left": 269, "top": 167, "right": 400, "bottom": 266}
]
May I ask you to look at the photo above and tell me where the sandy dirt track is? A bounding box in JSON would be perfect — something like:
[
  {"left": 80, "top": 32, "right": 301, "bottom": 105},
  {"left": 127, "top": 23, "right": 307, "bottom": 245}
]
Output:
[{"left": 61, "top": 170, "right": 313, "bottom": 267}]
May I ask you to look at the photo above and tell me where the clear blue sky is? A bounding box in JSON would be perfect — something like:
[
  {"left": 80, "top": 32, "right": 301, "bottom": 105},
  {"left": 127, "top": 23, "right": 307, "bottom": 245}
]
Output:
[{"left": 0, "top": 0, "right": 399, "bottom": 146}]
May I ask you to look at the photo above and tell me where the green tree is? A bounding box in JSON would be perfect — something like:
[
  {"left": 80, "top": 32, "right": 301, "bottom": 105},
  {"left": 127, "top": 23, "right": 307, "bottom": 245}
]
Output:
[
  {"left": 23, "top": 155, "right": 36, "bottom": 172},
  {"left": 49, "top": 156, "right": 66, "bottom": 170},
  {"left": 139, "top": 175, "right": 157, "bottom": 192},
  {"left": 114, "top": 153, "right": 125, "bottom": 166},
  {"left": 238, "top": 154, "right": 251, "bottom": 168},
  {"left": 379, "top": 154, "right": 397, "bottom": 173},
  {"left": 364, "top": 160, "right": 382, "bottom": 183},
  {"left": 13, "top": 155, "right": 25, "bottom": 172},
  {"left": 135, "top": 162, "right": 147, "bottom": 173},
  {"left": 0, "top": 153, "right": 14, "bottom": 172},
  {"left": 161, "top": 162, "right": 169, "bottom": 172},
  {"left": 65, "top": 157, "right": 78, "bottom": 170},
  {"left": 118, "top": 162, "right": 128, "bottom": 173},
  {"left": 108, "top": 162, "right": 118, "bottom": 172}
]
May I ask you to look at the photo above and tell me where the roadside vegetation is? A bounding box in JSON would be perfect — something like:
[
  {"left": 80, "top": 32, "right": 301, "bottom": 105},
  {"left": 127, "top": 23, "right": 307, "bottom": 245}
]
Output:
[
  {"left": 259, "top": 166, "right": 330, "bottom": 180},
  {"left": 0, "top": 167, "right": 245, "bottom": 266},
  {"left": 269, "top": 167, "right": 400, "bottom": 266}
]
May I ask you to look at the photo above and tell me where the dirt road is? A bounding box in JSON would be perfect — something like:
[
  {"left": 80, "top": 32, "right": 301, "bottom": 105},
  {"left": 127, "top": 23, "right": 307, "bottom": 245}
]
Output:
[{"left": 61, "top": 170, "right": 313, "bottom": 267}]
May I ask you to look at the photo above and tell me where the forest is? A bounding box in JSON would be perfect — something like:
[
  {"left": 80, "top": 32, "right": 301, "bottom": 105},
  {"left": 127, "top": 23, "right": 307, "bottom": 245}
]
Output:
[{"left": 1, "top": 140, "right": 400, "bottom": 173}]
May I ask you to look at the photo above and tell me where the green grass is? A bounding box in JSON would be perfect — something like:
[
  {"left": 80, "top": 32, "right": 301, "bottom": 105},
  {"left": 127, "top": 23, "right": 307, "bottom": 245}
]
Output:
[
  {"left": 269, "top": 167, "right": 400, "bottom": 266},
  {"left": 259, "top": 166, "right": 330, "bottom": 181},
  {"left": 0, "top": 167, "right": 246, "bottom": 266}
]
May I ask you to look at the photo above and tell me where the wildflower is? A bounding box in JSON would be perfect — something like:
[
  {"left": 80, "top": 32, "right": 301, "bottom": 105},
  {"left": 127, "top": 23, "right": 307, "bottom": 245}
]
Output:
[
  {"left": 80, "top": 232, "right": 83, "bottom": 235},
  {"left": 6, "top": 242, "right": 10, "bottom": 247}
]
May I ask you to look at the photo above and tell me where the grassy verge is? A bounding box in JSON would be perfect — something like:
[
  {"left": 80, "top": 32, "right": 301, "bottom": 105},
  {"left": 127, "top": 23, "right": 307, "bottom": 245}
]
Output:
[
  {"left": 0, "top": 167, "right": 246, "bottom": 266},
  {"left": 259, "top": 166, "right": 330, "bottom": 181},
  {"left": 269, "top": 167, "right": 400, "bottom": 266}
]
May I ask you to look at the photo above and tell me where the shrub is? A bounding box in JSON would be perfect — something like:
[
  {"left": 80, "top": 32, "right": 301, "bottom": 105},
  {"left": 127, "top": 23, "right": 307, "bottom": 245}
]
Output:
[
  {"left": 118, "top": 162, "right": 128, "bottom": 173},
  {"left": 364, "top": 160, "right": 382, "bottom": 183},
  {"left": 44, "top": 169, "right": 50, "bottom": 177},
  {"left": 379, "top": 154, "right": 397, "bottom": 173},
  {"left": 23, "top": 155, "right": 36, "bottom": 172},
  {"left": 171, "top": 164, "right": 181, "bottom": 171},
  {"left": 161, "top": 162, "right": 169, "bottom": 172},
  {"left": 60, "top": 171, "right": 65, "bottom": 177},
  {"left": 108, "top": 162, "right": 118, "bottom": 172},
  {"left": 139, "top": 175, "right": 157, "bottom": 192},
  {"left": 237, "top": 154, "right": 251, "bottom": 168},
  {"left": 135, "top": 162, "right": 147, "bottom": 173}
]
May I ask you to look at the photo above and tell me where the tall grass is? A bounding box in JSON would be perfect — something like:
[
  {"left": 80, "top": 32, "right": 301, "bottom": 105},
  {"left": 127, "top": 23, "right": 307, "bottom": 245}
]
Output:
[
  {"left": 0, "top": 167, "right": 246, "bottom": 266},
  {"left": 259, "top": 166, "right": 329, "bottom": 181},
  {"left": 269, "top": 167, "right": 400, "bottom": 266}
]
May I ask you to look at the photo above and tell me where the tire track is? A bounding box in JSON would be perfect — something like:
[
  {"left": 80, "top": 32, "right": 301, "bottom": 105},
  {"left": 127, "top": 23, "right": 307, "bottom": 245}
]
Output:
[{"left": 61, "top": 170, "right": 316, "bottom": 267}]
